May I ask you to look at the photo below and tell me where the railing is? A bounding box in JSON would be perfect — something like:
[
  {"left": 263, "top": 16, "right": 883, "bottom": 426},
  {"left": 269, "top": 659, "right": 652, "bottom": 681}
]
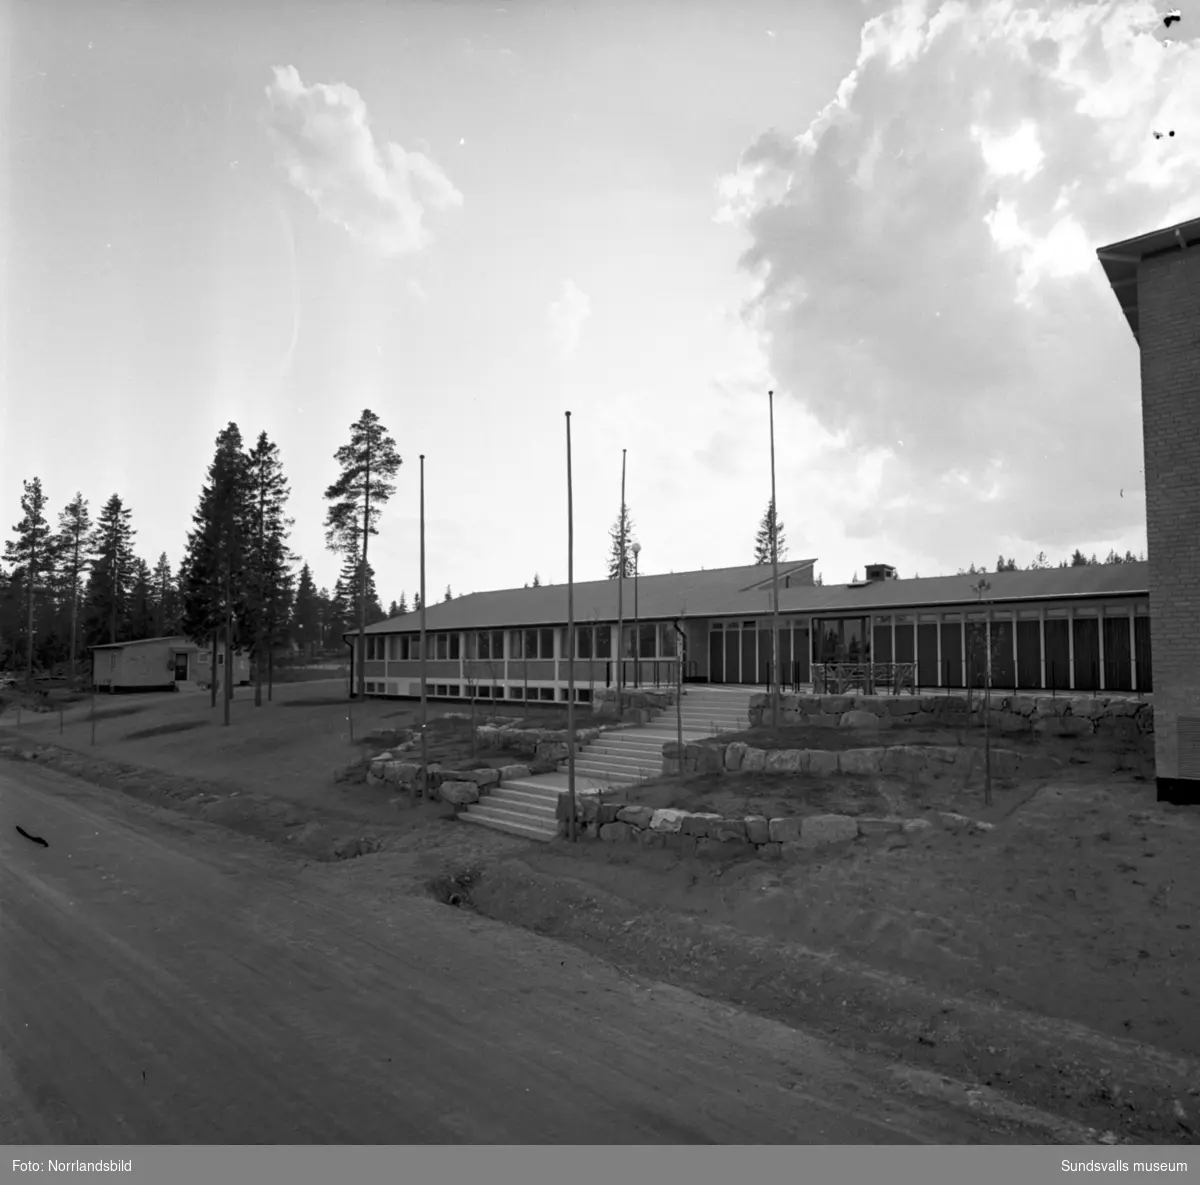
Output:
[
  {"left": 605, "top": 658, "right": 697, "bottom": 689},
  {"left": 811, "top": 662, "right": 917, "bottom": 696}
]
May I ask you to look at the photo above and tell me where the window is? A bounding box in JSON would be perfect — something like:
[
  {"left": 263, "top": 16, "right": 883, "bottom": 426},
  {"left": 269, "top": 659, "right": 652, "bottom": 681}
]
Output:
[
  {"left": 435, "top": 684, "right": 447, "bottom": 696},
  {"left": 594, "top": 627, "right": 611, "bottom": 659},
  {"left": 539, "top": 687, "right": 554, "bottom": 700},
  {"left": 449, "top": 685, "right": 460, "bottom": 697},
  {"left": 660, "top": 622, "right": 677, "bottom": 658},
  {"left": 576, "top": 627, "right": 594, "bottom": 659},
  {"left": 519, "top": 629, "right": 554, "bottom": 659},
  {"left": 509, "top": 686, "right": 524, "bottom": 699},
  {"left": 449, "top": 634, "right": 461, "bottom": 660},
  {"left": 436, "top": 633, "right": 448, "bottom": 660},
  {"left": 578, "top": 688, "right": 592, "bottom": 702},
  {"left": 639, "top": 622, "right": 656, "bottom": 658},
  {"left": 388, "top": 637, "right": 400, "bottom": 660}
]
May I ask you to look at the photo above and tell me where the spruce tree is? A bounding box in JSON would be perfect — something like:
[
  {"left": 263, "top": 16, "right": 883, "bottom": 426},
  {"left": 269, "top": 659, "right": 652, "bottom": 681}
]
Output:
[
  {"left": 753, "top": 500, "right": 786, "bottom": 565},
  {"left": 85, "top": 494, "right": 137, "bottom": 648},
  {"left": 3, "top": 477, "right": 53, "bottom": 685},
  {"left": 53, "top": 492, "right": 92, "bottom": 683},
  {"left": 606, "top": 506, "right": 637, "bottom": 579}
]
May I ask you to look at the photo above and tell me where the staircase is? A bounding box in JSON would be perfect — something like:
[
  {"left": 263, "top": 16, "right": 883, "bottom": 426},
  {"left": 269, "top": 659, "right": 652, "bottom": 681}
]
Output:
[{"left": 459, "top": 684, "right": 757, "bottom": 842}]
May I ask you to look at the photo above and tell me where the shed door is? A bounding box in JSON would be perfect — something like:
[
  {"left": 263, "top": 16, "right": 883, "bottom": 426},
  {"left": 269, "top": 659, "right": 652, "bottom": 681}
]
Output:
[{"left": 173, "top": 652, "right": 189, "bottom": 681}]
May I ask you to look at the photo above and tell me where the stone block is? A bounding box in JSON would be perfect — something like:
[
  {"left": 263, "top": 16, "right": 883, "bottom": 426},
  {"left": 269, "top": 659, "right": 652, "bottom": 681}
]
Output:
[
  {"left": 438, "top": 781, "right": 480, "bottom": 806},
  {"left": 887, "top": 699, "right": 923, "bottom": 717},
  {"left": 744, "top": 815, "right": 770, "bottom": 844},
  {"left": 1104, "top": 699, "right": 1139, "bottom": 717},
  {"left": 681, "top": 813, "right": 721, "bottom": 837},
  {"left": 649, "top": 808, "right": 687, "bottom": 833},
  {"left": 617, "top": 804, "right": 655, "bottom": 829},
  {"left": 820, "top": 696, "right": 852, "bottom": 715},
  {"left": 1034, "top": 715, "right": 1092, "bottom": 736},
  {"left": 880, "top": 745, "right": 931, "bottom": 775},
  {"left": 725, "top": 741, "right": 748, "bottom": 771},
  {"left": 1033, "top": 697, "right": 1067, "bottom": 718},
  {"left": 781, "top": 708, "right": 801, "bottom": 725},
  {"left": 807, "top": 750, "right": 839, "bottom": 775},
  {"left": 1008, "top": 695, "right": 1038, "bottom": 717},
  {"left": 597, "top": 802, "right": 623, "bottom": 825},
  {"left": 759, "top": 842, "right": 782, "bottom": 859},
  {"left": 1072, "top": 698, "right": 1111, "bottom": 720},
  {"left": 765, "top": 749, "right": 799, "bottom": 773},
  {"left": 856, "top": 817, "right": 904, "bottom": 835},
  {"left": 937, "top": 811, "right": 973, "bottom": 831},
  {"left": 841, "top": 709, "right": 883, "bottom": 729},
  {"left": 810, "top": 713, "right": 842, "bottom": 728},
  {"left": 768, "top": 816, "right": 801, "bottom": 843},
  {"left": 839, "top": 748, "right": 885, "bottom": 775},
  {"left": 800, "top": 814, "right": 859, "bottom": 846},
  {"left": 599, "top": 822, "right": 633, "bottom": 843},
  {"left": 713, "top": 819, "right": 747, "bottom": 842},
  {"left": 902, "top": 817, "right": 933, "bottom": 834},
  {"left": 662, "top": 741, "right": 682, "bottom": 758},
  {"left": 662, "top": 758, "right": 681, "bottom": 776},
  {"left": 498, "top": 764, "right": 531, "bottom": 782},
  {"left": 742, "top": 747, "right": 767, "bottom": 771}
]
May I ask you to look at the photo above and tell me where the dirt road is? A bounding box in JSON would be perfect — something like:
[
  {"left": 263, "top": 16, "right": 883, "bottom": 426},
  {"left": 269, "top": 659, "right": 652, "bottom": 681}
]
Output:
[{"left": 0, "top": 759, "right": 1065, "bottom": 1144}]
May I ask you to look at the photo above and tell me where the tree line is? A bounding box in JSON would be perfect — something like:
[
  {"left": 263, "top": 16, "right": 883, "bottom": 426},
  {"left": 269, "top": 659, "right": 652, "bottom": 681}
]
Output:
[{"left": 0, "top": 410, "right": 417, "bottom": 709}]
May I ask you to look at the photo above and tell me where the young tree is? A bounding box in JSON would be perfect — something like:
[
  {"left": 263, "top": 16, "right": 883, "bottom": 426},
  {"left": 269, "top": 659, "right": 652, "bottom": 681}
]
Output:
[
  {"left": 324, "top": 409, "right": 403, "bottom": 702},
  {"left": 398, "top": 591, "right": 408, "bottom": 615},
  {"left": 413, "top": 590, "right": 422, "bottom": 613},
  {"left": 814, "top": 572, "right": 823, "bottom": 586},
  {"left": 244, "top": 432, "right": 296, "bottom": 707},
  {"left": 996, "top": 555, "right": 1018, "bottom": 571},
  {"left": 52, "top": 492, "right": 92, "bottom": 684},
  {"left": 85, "top": 494, "right": 138, "bottom": 648},
  {"left": 444, "top": 584, "right": 453, "bottom": 602},
  {"left": 3, "top": 477, "right": 53, "bottom": 686},
  {"left": 1027, "top": 551, "right": 1050, "bottom": 570},
  {"left": 181, "top": 424, "right": 253, "bottom": 722},
  {"left": 387, "top": 600, "right": 399, "bottom": 619},
  {"left": 753, "top": 500, "right": 788, "bottom": 565},
  {"left": 606, "top": 505, "right": 637, "bottom": 579}
]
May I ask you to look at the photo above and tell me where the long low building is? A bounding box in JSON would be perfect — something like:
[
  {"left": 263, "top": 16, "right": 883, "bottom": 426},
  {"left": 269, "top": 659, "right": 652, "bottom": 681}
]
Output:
[
  {"left": 342, "top": 558, "right": 1152, "bottom": 703},
  {"left": 91, "top": 635, "right": 251, "bottom": 693}
]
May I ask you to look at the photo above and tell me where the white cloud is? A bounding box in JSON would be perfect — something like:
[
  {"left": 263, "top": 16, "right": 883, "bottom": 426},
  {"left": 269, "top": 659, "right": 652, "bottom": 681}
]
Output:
[
  {"left": 263, "top": 65, "right": 463, "bottom": 258},
  {"left": 717, "top": 0, "right": 1200, "bottom": 568},
  {"left": 546, "top": 280, "right": 591, "bottom": 359}
]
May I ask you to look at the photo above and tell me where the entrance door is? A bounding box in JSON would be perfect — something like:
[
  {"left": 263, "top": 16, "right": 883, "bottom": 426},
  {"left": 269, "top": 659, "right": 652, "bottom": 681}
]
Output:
[
  {"left": 708, "top": 630, "right": 723, "bottom": 683},
  {"left": 173, "top": 652, "right": 189, "bottom": 681}
]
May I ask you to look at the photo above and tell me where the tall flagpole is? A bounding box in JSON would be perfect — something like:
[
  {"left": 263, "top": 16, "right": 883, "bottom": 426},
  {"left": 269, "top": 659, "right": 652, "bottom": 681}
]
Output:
[
  {"left": 566, "top": 412, "right": 577, "bottom": 842},
  {"left": 770, "top": 391, "right": 782, "bottom": 741},
  {"left": 418, "top": 454, "right": 428, "bottom": 805},
  {"left": 616, "top": 448, "right": 626, "bottom": 717}
]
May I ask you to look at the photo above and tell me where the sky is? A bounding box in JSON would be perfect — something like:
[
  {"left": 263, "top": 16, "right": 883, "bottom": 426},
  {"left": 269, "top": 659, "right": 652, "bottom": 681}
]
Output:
[{"left": 3, "top": 0, "right": 1198, "bottom": 609}]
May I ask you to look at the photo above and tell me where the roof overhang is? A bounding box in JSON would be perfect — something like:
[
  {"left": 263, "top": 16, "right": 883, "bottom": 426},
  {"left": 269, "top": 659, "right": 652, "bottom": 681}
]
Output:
[{"left": 1096, "top": 215, "right": 1200, "bottom": 345}]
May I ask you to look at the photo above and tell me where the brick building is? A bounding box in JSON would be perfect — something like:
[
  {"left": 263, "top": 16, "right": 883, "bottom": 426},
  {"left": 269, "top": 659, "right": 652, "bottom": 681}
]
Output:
[{"left": 1098, "top": 214, "right": 1200, "bottom": 805}]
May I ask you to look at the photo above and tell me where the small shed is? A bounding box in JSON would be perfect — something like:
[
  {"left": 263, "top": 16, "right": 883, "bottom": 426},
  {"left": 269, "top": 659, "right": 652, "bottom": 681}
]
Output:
[{"left": 90, "top": 636, "right": 250, "bottom": 693}]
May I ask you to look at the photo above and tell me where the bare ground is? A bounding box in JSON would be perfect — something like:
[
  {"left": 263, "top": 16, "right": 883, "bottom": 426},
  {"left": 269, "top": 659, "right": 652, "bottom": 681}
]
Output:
[{"left": 2, "top": 685, "right": 1197, "bottom": 1144}]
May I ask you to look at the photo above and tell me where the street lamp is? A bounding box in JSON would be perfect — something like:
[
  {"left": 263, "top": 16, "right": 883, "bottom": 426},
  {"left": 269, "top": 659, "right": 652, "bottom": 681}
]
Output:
[{"left": 632, "top": 542, "right": 641, "bottom": 688}]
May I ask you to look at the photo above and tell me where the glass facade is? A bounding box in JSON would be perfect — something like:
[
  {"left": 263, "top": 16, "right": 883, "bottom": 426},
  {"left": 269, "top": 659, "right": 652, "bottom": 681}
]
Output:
[{"left": 814, "top": 617, "right": 871, "bottom": 663}]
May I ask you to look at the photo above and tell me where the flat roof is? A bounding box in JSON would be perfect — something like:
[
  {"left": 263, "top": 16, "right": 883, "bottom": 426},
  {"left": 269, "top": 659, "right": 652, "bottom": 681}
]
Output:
[
  {"left": 1096, "top": 214, "right": 1200, "bottom": 344},
  {"left": 90, "top": 635, "right": 199, "bottom": 652}
]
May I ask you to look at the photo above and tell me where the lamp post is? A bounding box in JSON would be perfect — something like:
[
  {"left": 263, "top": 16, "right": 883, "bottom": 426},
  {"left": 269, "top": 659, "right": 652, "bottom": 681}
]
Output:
[{"left": 632, "top": 542, "right": 641, "bottom": 688}]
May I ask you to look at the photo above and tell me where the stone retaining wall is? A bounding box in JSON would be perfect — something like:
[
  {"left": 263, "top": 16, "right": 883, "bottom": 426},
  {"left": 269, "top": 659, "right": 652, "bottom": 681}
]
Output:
[
  {"left": 556, "top": 794, "right": 993, "bottom": 854},
  {"left": 747, "top": 693, "right": 1153, "bottom": 737},
  {"left": 592, "top": 685, "right": 678, "bottom": 723},
  {"left": 366, "top": 751, "right": 532, "bottom": 807},
  {"left": 660, "top": 740, "right": 1062, "bottom": 780},
  {"left": 474, "top": 724, "right": 602, "bottom": 762}
]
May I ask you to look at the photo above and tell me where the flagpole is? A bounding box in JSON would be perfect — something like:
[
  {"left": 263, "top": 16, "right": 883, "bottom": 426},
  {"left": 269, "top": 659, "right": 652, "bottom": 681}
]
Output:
[
  {"left": 616, "top": 448, "right": 626, "bottom": 717},
  {"left": 566, "top": 412, "right": 577, "bottom": 842},
  {"left": 418, "top": 454, "right": 428, "bottom": 805},
  {"left": 770, "top": 390, "right": 781, "bottom": 741}
]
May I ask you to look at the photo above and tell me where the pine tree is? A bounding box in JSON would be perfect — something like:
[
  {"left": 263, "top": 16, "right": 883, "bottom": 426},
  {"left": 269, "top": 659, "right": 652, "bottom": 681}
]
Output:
[
  {"left": 180, "top": 424, "right": 254, "bottom": 721},
  {"left": 84, "top": 494, "right": 137, "bottom": 648},
  {"left": 3, "top": 477, "right": 53, "bottom": 685},
  {"left": 753, "top": 500, "right": 787, "bottom": 565},
  {"left": 387, "top": 600, "right": 399, "bottom": 619},
  {"left": 532, "top": 573, "right": 541, "bottom": 587},
  {"left": 245, "top": 431, "right": 296, "bottom": 706},
  {"left": 150, "top": 552, "right": 180, "bottom": 638},
  {"left": 398, "top": 591, "right": 408, "bottom": 615},
  {"left": 53, "top": 492, "right": 92, "bottom": 683},
  {"left": 1027, "top": 551, "right": 1050, "bottom": 570},
  {"left": 606, "top": 505, "right": 637, "bottom": 579},
  {"left": 324, "top": 409, "right": 403, "bottom": 701},
  {"left": 1069, "top": 549, "right": 1090, "bottom": 566},
  {"left": 413, "top": 591, "right": 422, "bottom": 612},
  {"left": 444, "top": 584, "right": 452, "bottom": 602}
]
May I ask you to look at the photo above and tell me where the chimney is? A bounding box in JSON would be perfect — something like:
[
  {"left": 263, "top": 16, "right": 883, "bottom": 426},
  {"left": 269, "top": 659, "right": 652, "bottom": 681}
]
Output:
[{"left": 863, "top": 564, "right": 897, "bottom": 583}]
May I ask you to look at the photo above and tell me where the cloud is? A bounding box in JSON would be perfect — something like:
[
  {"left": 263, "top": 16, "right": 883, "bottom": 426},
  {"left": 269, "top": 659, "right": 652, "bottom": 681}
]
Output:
[
  {"left": 263, "top": 65, "right": 463, "bottom": 258},
  {"left": 717, "top": 0, "right": 1200, "bottom": 563},
  {"left": 546, "top": 280, "right": 592, "bottom": 358}
]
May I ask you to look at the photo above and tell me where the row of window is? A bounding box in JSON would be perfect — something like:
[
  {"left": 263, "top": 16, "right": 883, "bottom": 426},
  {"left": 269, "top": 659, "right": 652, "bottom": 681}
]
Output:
[
  {"left": 362, "top": 623, "right": 683, "bottom": 662},
  {"left": 362, "top": 681, "right": 594, "bottom": 703}
]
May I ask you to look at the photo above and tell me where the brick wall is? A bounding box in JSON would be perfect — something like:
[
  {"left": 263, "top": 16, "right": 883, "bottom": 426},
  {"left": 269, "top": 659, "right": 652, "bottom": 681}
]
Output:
[{"left": 1138, "top": 247, "right": 1200, "bottom": 781}]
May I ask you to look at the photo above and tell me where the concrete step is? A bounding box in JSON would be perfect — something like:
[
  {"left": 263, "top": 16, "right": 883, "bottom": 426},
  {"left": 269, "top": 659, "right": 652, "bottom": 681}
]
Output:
[
  {"left": 571, "top": 750, "right": 662, "bottom": 772},
  {"left": 489, "top": 784, "right": 559, "bottom": 806},
  {"left": 567, "top": 762, "right": 655, "bottom": 783},
  {"left": 485, "top": 789, "right": 558, "bottom": 821},
  {"left": 500, "top": 772, "right": 618, "bottom": 794},
  {"left": 460, "top": 803, "right": 557, "bottom": 841}
]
